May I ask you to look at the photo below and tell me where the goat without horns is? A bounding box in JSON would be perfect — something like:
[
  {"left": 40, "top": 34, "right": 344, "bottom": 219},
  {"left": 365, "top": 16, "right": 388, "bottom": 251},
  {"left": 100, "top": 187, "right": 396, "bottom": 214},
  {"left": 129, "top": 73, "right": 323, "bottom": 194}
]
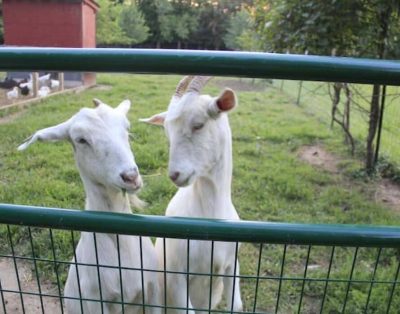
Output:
[
  {"left": 141, "top": 76, "right": 243, "bottom": 313},
  {"left": 19, "top": 99, "right": 160, "bottom": 314}
]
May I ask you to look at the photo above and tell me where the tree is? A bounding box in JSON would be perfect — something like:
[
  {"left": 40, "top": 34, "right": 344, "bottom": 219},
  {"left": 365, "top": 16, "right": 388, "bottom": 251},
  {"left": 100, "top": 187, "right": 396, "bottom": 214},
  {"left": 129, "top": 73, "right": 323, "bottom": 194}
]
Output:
[
  {"left": 96, "top": 0, "right": 149, "bottom": 46},
  {"left": 254, "top": 0, "right": 400, "bottom": 172},
  {"left": 96, "top": 0, "right": 130, "bottom": 45},
  {"left": 224, "top": 9, "right": 261, "bottom": 51},
  {"left": 119, "top": 4, "right": 149, "bottom": 45}
]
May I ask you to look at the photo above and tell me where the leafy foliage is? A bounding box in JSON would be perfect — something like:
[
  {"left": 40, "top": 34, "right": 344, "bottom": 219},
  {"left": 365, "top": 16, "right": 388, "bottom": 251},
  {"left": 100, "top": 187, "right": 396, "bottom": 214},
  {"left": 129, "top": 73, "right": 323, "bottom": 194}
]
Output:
[{"left": 96, "top": 0, "right": 149, "bottom": 46}]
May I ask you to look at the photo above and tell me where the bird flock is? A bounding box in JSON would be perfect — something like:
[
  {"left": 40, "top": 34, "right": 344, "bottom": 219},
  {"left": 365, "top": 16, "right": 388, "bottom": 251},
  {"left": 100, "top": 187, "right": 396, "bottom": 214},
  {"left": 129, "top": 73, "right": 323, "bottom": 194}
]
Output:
[{"left": 0, "top": 73, "right": 60, "bottom": 102}]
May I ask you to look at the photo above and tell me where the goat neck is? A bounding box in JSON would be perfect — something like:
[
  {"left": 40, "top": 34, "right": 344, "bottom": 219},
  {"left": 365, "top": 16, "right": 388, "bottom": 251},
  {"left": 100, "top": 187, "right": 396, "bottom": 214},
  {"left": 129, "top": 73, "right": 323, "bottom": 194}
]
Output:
[
  {"left": 191, "top": 117, "right": 233, "bottom": 218},
  {"left": 81, "top": 176, "right": 131, "bottom": 214}
]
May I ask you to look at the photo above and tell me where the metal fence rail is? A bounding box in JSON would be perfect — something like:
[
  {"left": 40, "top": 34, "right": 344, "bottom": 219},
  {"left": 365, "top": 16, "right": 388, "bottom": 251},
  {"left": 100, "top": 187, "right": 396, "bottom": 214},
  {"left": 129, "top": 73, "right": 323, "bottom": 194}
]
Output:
[{"left": 0, "top": 48, "right": 400, "bottom": 85}]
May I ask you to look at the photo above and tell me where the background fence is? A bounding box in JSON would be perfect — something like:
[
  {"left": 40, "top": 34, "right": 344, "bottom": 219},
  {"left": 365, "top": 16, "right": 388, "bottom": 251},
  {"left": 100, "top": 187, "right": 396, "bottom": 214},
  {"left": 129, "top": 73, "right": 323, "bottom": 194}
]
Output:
[{"left": 273, "top": 79, "right": 400, "bottom": 169}]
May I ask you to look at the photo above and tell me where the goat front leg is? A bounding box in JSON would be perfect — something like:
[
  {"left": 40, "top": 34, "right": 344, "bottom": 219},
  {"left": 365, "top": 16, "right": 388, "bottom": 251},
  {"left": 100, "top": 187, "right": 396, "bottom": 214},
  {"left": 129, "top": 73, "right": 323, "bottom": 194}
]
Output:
[
  {"left": 165, "top": 273, "right": 195, "bottom": 314},
  {"left": 223, "top": 261, "right": 243, "bottom": 313}
]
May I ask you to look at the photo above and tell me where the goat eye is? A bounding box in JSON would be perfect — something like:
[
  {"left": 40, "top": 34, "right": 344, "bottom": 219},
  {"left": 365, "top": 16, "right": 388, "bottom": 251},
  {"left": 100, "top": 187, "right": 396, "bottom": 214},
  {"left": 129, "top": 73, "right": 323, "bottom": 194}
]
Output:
[
  {"left": 76, "top": 137, "right": 89, "bottom": 145},
  {"left": 192, "top": 123, "right": 204, "bottom": 132}
]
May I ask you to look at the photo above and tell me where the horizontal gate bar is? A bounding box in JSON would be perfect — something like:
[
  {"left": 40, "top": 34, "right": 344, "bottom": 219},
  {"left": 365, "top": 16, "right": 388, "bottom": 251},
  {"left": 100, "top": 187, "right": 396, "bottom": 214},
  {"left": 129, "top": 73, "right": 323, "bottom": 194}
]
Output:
[
  {"left": 0, "top": 48, "right": 400, "bottom": 85},
  {"left": 0, "top": 204, "right": 399, "bottom": 247}
]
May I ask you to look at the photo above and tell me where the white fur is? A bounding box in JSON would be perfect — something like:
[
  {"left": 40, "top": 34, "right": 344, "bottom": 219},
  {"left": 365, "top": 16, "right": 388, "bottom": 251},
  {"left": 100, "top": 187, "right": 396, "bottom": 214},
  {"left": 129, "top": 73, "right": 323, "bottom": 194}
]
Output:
[
  {"left": 7, "top": 86, "right": 18, "bottom": 100},
  {"left": 19, "top": 99, "right": 160, "bottom": 314},
  {"left": 141, "top": 77, "right": 243, "bottom": 314},
  {"left": 38, "top": 86, "right": 50, "bottom": 97}
]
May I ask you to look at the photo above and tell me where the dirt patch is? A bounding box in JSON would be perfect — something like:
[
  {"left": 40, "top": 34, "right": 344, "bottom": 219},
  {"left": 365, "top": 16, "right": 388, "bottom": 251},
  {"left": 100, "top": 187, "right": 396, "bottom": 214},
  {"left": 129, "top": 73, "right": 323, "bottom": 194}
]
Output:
[
  {"left": 298, "top": 145, "right": 339, "bottom": 174},
  {"left": 376, "top": 179, "right": 400, "bottom": 211},
  {"left": 214, "top": 79, "right": 267, "bottom": 92},
  {"left": 90, "top": 84, "right": 113, "bottom": 91},
  {"left": 0, "top": 258, "right": 64, "bottom": 314},
  {"left": 298, "top": 145, "right": 400, "bottom": 211},
  {"left": 0, "top": 110, "right": 25, "bottom": 124}
]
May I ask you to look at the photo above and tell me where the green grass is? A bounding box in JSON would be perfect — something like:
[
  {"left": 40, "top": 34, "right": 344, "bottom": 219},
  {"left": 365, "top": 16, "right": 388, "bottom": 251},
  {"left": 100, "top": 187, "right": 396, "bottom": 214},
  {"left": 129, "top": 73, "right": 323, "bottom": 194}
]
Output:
[{"left": 0, "top": 74, "right": 399, "bottom": 313}]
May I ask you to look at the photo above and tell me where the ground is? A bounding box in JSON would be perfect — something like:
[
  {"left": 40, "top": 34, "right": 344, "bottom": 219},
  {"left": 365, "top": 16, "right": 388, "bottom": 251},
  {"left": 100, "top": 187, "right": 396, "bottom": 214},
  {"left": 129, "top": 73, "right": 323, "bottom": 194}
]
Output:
[
  {"left": 0, "top": 75, "right": 399, "bottom": 313},
  {"left": 298, "top": 145, "right": 400, "bottom": 211}
]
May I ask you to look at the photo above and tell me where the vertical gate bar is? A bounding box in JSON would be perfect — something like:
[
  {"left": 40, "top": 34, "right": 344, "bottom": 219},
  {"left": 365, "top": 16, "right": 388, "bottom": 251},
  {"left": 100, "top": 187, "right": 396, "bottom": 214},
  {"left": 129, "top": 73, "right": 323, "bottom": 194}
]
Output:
[
  {"left": 374, "top": 85, "right": 387, "bottom": 165},
  {"left": 7, "top": 225, "right": 25, "bottom": 314},
  {"left": 186, "top": 239, "right": 190, "bottom": 314},
  {"left": 93, "top": 233, "right": 104, "bottom": 314},
  {"left": 70, "top": 231, "right": 84, "bottom": 314},
  {"left": 116, "top": 235, "right": 125, "bottom": 314},
  {"left": 230, "top": 242, "right": 239, "bottom": 314},
  {"left": 163, "top": 238, "right": 167, "bottom": 314},
  {"left": 208, "top": 241, "right": 215, "bottom": 313},
  {"left": 0, "top": 279, "right": 7, "bottom": 314},
  {"left": 386, "top": 257, "right": 400, "bottom": 314},
  {"left": 275, "top": 244, "right": 287, "bottom": 314},
  {"left": 28, "top": 227, "right": 45, "bottom": 314},
  {"left": 342, "top": 247, "right": 359, "bottom": 313},
  {"left": 297, "top": 245, "right": 312, "bottom": 314},
  {"left": 364, "top": 248, "right": 382, "bottom": 312},
  {"left": 49, "top": 229, "right": 64, "bottom": 313},
  {"left": 252, "top": 243, "right": 263, "bottom": 313},
  {"left": 139, "top": 236, "right": 146, "bottom": 314},
  {"left": 320, "top": 246, "right": 335, "bottom": 314}
]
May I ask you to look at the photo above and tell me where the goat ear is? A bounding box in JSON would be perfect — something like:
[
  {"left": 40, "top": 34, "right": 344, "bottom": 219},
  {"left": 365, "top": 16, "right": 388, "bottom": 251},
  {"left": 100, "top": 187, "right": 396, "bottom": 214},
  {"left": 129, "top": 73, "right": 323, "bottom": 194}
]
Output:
[
  {"left": 216, "top": 88, "right": 237, "bottom": 112},
  {"left": 116, "top": 99, "right": 131, "bottom": 115},
  {"left": 18, "top": 120, "right": 71, "bottom": 151},
  {"left": 208, "top": 88, "right": 237, "bottom": 117},
  {"left": 93, "top": 98, "right": 102, "bottom": 107},
  {"left": 139, "top": 112, "right": 167, "bottom": 126}
]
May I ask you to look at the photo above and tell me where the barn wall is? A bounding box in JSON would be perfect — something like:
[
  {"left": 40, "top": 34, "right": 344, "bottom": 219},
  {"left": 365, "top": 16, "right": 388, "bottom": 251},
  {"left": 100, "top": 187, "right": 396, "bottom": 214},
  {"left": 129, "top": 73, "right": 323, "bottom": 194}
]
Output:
[
  {"left": 3, "top": 0, "right": 99, "bottom": 86},
  {"left": 3, "top": 1, "right": 83, "bottom": 47}
]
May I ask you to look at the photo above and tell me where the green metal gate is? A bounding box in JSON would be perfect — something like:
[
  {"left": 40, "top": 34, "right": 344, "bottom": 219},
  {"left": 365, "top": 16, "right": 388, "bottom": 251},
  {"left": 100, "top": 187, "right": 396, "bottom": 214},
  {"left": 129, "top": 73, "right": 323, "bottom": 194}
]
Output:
[{"left": 0, "top": 48, "right": 400, "bottom": 313}]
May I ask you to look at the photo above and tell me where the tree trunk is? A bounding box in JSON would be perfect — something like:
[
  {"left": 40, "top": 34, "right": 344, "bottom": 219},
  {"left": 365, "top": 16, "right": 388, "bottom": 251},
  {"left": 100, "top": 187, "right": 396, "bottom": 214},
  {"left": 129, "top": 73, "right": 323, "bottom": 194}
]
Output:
[
  {"left": 365, "top": 4, "right": 392, "bottom": 172},
  {"left": 366, "top": 84, "right": 381, "bottom": 171}
]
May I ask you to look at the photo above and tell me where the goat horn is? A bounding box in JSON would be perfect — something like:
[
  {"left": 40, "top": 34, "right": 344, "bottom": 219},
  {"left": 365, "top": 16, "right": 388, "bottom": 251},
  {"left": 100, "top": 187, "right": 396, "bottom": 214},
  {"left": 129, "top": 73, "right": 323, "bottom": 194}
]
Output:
[
  {"left": 174, "top": 76, "right": 194, "bottom": 98},
  {"left": 186, "top": 76, "right": 213, "bottom": 94}
]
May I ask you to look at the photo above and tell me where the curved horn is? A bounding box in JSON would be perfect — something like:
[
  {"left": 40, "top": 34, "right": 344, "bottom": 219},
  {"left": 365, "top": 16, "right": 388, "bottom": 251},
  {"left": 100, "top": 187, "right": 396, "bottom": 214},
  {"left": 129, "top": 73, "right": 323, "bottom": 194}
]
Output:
[
  {"left": 186, "top": 76, "right": 213, "bottom": 94},
  {"left": 170, "top": 76, "right": 194, "bottom": 103}
]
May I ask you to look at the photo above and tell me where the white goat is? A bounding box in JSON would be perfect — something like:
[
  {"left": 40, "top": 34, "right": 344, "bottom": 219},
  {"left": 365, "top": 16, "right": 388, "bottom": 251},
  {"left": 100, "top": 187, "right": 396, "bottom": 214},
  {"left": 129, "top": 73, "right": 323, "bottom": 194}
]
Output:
[
  {"left": 141, "top": 76, "right": 243, "bottom": 313},
  {"left": 19, "top": 99, "right": 160, "bottom": 314}
]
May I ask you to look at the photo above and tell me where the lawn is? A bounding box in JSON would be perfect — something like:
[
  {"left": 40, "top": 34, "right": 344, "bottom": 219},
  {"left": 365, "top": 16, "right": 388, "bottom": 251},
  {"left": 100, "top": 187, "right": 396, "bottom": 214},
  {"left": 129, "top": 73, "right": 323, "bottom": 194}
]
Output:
[{"left": 0, "top": 74, "right": 399, "bottom": 313}]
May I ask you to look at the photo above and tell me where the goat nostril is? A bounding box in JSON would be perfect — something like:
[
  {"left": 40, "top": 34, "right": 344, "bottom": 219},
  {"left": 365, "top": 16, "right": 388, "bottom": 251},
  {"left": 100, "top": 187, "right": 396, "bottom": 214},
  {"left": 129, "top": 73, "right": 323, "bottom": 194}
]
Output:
[
  {"left": 120, "top": 171, "right": 138, "bottom": 184},
  {"left": 169, "top": 171, "right": 180, "bottom": 182}
]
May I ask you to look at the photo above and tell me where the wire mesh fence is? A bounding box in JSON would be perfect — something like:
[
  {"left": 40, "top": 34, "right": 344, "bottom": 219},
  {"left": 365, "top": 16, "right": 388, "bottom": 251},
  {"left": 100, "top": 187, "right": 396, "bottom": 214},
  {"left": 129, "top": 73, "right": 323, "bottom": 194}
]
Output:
[
  {"left": 273, "top": 79, "right": 400, "bottom": 167},
  {"left": 0, "top": 205, "right": 399, "bottom": 314},
  {"left": 1, "top": 49, "right": 400, "bottom": 313}
]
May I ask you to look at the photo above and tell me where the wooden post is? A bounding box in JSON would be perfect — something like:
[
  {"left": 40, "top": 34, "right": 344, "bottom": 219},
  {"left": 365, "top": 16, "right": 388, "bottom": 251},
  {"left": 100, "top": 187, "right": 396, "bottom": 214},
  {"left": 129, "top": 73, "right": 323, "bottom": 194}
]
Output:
[
  {"left": 32, "top": 72, "right": 39, "bottom": 97},
  {"left": 59, "top": 72, "right": 64, "bottom": 91}
]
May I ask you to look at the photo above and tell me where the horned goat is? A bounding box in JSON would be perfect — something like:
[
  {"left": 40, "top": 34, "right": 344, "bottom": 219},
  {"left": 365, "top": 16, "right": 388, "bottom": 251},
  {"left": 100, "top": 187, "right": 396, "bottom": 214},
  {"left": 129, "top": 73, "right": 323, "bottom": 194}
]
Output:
[
  {"left": 141, "top": 76, "right": 243, "bottom": 313},
  {"left": 19, "top": 99, "right": 160, "bottom": 314}
]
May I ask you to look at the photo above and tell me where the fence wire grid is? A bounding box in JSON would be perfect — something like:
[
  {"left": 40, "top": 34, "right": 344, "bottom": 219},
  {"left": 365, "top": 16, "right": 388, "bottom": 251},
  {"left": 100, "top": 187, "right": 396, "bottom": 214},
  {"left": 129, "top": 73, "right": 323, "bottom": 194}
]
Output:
[{"left": 1, "top": 205, "right": 400, "bottom": 314}]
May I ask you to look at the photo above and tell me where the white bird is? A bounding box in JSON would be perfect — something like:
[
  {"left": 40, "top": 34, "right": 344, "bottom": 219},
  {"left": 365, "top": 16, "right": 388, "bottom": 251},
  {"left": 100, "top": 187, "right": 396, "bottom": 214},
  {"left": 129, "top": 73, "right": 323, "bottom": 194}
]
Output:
[
  {"left": 50, "top": 79, "right": 60, "bottom": 90},
  {"left": 7, "top": 87, "right": 19, "bottom": 100},
  {"left": 19, "top": 81, "right": 33, "bottom": 90},
  {"left": 38, "top": 86, "right": 51, "bottom": 97},
  {"left": 38, "top": 73, "right": 51, "bottom": 83}
]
